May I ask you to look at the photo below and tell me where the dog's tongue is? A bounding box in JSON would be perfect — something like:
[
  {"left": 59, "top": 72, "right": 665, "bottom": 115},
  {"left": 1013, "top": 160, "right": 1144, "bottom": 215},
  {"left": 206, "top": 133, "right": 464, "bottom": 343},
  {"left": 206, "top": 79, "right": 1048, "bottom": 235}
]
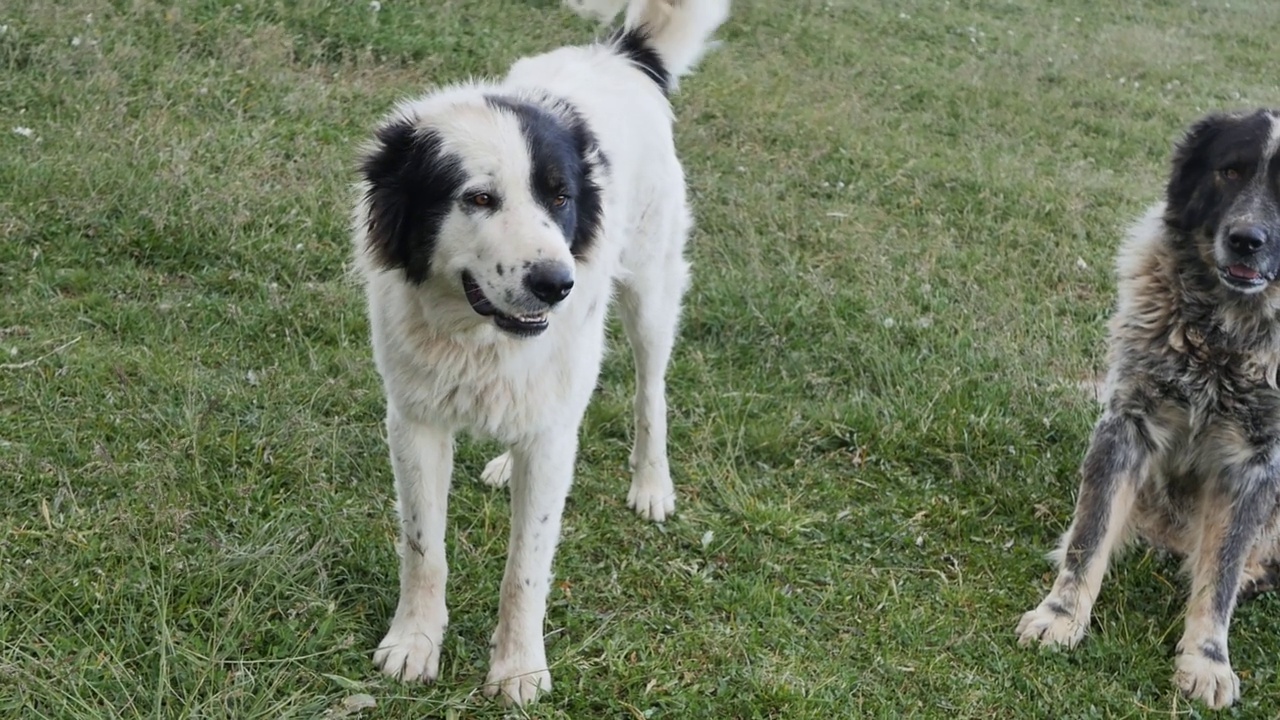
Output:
[{"left": 1228, "top": 264, "right": 1262, "bottom": 280}]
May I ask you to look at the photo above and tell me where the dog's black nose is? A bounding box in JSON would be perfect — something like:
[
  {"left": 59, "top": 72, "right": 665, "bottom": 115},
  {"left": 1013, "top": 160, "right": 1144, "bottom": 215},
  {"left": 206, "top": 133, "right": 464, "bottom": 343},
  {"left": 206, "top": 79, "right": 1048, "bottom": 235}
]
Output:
[
  {"left": 523, "top": 261, "right": 574, "bottom": 305},
  {"left": 1228, "top": 226, "right": 1268, "bottom": 254}
]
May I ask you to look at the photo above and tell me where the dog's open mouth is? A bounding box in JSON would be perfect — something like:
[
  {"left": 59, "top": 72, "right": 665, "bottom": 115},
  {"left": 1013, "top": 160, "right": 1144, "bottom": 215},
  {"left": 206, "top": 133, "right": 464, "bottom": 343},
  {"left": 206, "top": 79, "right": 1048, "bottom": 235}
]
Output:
[
  {"left": 1219, "top": 264, "right": 1269, "bottom": 290},
  {"left": 461, "top": 272, "right": 549, "bottom": 337}
]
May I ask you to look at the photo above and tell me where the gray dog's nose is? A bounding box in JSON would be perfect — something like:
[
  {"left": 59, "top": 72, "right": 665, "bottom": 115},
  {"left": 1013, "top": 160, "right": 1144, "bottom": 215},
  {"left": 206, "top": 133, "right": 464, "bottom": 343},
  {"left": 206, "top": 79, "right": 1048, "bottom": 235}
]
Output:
[
  {"left": 524, "top": 261, "right": 574, "bottom": 305},
  {"left": 1228, "top": 226, "right": 1268, "bottom": 254}
]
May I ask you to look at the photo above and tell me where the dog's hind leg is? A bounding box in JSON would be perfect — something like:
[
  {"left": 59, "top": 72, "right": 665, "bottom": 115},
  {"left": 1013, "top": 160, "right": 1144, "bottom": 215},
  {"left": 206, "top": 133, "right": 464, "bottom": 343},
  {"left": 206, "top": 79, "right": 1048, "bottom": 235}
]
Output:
[
  {"left": 374, "top": 410, "right": 454, "bottom": 684},
  {"left": 1237, "top": 507, "right": 1280, "bottom": 601},
  {"left": 1174, "top": 458, "right": 1280, "bottom": 709},
  {"left": 1018, "top": 413, "right": 1150, "bottom": 649},
  {"left": 481, "top": 451, "right": 513, "bottom": 488},
  {"left": 485, "top": 434, "right": 577, "bottom": 706},
  {"left": 617, "top": 227, "right": 690, "bottom": 523},
  {"left": 1238, "top": 558, "right": 1280, "bottom": 600}
]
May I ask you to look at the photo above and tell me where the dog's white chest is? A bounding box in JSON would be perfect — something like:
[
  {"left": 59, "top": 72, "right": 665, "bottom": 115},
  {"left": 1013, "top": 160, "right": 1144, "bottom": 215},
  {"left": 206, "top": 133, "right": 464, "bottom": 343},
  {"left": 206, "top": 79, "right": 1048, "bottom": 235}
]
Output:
[{"left": 372, "top": 292, "right": 607, "bottom": 444}]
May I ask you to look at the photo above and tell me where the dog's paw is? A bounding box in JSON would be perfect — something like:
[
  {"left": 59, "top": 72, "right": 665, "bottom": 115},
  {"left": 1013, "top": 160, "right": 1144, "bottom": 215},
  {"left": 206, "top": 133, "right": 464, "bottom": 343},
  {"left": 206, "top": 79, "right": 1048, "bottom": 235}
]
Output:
[
  {"left": 627, "top": 465, "right": 675, "bottom": 522},
  {"left": 481, "top": 452, "right": 512, "bottom": 488},
  {"left": 373, "top": 615, "right": 446, "bottom": 683},
  {"left": 1175, "top": 651, "right": 1240, "bottom": 709},
  {"left": 484, "top": 653, "right": 551, "bottom": 706},
  {"left": 1015, "top": 602, "right": 1087, "bottom": 649}
]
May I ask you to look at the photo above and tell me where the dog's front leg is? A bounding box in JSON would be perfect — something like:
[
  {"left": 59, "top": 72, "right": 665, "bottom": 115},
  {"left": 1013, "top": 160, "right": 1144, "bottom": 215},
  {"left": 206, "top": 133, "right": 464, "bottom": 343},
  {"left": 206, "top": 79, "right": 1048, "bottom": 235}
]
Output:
[
  {"left": 484, "top": 435, "right": 577, "bottom": 706},
  {"left": 374, "top": 409, "right": 453, "bottom": 683},
  {"left": 1174, "top": 453, "right": 1280, "bottom": 709},
  {"left": 1018, "top": 412, "right": 1151, "bottom": 648}
]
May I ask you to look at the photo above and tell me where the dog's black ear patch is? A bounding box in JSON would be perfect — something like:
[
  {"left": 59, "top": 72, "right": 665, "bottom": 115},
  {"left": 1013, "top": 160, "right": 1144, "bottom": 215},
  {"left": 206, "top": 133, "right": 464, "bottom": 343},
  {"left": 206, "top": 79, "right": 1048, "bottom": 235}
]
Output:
[
  {"left": 610, "top": 27, "right": 671, "bottom": 95},
  {"left": 1166, "top": 114, "right": 1232, "bottom": 233},
  {"left": 565, "top": 116, "right": 606, "bottom": 260},
  {"left": 359, "top": 119, "right": 465, "bottom": 283},
  {"left": 484, "top": 96, "right": 606, "bottom": 261},
  {"left": 1165, "top": 111, "right": 1276, "bottom": 234}
]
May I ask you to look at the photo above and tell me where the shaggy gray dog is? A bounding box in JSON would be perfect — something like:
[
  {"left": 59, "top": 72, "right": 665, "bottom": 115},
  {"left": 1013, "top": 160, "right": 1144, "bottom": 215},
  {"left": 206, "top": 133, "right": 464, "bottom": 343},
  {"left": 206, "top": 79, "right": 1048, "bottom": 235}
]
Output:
[{"left": 1018, "top": 109, "right": 1280, "bottom": 709}]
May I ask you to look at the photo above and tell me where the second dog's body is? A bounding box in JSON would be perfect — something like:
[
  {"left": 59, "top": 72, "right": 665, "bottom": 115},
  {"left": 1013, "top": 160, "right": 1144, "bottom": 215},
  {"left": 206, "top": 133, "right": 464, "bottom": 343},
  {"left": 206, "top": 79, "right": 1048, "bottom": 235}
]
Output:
[{"left": 1019, "top": 109, "right": 1280, "bottom": 708}]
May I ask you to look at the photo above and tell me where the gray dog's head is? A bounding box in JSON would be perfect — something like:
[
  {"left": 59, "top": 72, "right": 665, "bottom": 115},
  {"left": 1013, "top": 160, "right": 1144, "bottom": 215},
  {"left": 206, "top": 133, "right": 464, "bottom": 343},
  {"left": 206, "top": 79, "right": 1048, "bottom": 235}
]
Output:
[{"left": 1166, "top": 109, "right": 1280, "bottom": 296}]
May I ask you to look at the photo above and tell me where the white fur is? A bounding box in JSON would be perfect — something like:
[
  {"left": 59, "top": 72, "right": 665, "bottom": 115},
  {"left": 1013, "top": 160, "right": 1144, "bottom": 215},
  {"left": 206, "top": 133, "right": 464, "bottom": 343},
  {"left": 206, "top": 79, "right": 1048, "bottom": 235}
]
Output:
[
  {"left": 354, "top": 0, "right": 728, "bottom": 706},
  {"left": 624, "top": 0, "right": 728, "bottom": 83},
  {"left": 564, "top": 0, "right": 728, "bottom": 86}
]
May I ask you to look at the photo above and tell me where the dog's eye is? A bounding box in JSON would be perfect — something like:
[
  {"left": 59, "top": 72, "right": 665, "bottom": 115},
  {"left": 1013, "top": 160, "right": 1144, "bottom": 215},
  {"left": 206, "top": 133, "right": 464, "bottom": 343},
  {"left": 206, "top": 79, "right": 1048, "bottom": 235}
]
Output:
[
  {"left": 552, "top": 194, "right": 569, "bottom": 208},
  {"left": 470, "top": 193, "right": 493, "bottom": 207},
  {"left": 1221, "top": 168, "right": 1242, "bottom": 182}
]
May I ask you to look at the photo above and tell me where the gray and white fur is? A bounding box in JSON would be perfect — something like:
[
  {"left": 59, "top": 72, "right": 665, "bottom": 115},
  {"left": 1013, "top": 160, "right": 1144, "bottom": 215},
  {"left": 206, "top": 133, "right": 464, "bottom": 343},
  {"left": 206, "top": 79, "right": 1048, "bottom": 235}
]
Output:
[{"left": 1018, "top": 109, "right": 1280, "bottom": 709}]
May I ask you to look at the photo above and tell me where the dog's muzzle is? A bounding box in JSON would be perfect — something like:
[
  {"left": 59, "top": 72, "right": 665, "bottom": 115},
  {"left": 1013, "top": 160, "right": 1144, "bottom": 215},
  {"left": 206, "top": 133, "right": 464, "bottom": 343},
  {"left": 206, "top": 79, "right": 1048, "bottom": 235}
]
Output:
[
  {"left": 461, "top": 272, "right": 548, "bottom": 337},
  {"left": 1218, "top": 225, "right": 1275, "bottom": 292}
]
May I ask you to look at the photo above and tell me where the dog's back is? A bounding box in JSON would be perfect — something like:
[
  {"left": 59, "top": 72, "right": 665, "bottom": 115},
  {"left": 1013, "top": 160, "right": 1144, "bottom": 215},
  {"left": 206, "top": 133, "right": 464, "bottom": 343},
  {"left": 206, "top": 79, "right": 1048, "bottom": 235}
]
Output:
[{"left": 504, "top": 0, "right": 730, "bottom": 244}]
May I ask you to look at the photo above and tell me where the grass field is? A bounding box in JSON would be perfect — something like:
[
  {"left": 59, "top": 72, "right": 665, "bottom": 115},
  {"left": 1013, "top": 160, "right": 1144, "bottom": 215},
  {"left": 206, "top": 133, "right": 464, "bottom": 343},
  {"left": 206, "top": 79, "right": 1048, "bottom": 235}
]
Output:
[{"left": 3, "top": 0, "right": 1279, "bottom": 717}]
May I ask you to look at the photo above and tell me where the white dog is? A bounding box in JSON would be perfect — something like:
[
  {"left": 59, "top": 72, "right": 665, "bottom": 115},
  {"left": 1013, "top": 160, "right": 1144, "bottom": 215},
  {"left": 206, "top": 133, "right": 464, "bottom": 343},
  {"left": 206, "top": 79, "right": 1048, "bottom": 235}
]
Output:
[{"left": 350, "top": 0, "right": 729, "bottom": 706}]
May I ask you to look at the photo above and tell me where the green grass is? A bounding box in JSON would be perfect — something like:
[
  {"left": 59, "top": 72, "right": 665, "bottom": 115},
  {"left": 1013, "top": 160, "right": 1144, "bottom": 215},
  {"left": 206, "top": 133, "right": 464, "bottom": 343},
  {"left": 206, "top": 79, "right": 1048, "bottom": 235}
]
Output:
[{"left": 2, "top": 0, "right": 1279, "bottom": 717}]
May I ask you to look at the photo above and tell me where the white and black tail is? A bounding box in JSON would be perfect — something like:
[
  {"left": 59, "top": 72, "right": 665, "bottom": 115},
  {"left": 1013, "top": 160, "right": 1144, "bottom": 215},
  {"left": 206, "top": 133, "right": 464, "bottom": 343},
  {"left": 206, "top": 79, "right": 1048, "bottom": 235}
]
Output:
[{"left": 566, "top": 0, "right": 731, "bottom": 93}]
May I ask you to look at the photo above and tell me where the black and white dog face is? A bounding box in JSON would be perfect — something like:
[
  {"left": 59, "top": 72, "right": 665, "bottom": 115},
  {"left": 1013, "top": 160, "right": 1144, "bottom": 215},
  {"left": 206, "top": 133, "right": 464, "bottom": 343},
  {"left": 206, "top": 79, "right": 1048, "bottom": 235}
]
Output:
[
  {"left": 1166, "top": 109, "right": 1280, "bottom": 296},
  {"left": 359, "top": 91, "right": 605, "bottom": 337}
]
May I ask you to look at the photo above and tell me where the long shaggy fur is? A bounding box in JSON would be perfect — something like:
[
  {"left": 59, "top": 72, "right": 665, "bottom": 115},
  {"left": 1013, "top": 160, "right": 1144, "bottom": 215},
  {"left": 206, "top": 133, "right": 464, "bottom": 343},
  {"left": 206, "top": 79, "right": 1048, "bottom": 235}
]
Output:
[
  {"left": 1017, "top": 109, "right": 1280, "bottom": 710},
  {"left": 351, "top": 0, "right": 729, "bottom": 707}
]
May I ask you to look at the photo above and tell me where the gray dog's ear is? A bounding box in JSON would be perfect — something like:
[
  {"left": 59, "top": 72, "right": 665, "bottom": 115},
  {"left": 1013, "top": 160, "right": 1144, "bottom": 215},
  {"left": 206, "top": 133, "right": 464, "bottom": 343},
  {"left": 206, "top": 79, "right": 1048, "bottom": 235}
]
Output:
[
  {"left": 358, "top": 120, "right": 465, "bottom": 283},
  {"left": 1164, "top": 113, "right": 1236, "bottom": 232}
]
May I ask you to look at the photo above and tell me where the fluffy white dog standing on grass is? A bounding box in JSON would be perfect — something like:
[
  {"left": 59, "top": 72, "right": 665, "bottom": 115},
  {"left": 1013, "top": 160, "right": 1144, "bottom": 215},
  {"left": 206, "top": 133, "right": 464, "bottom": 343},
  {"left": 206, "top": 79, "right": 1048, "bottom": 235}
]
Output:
[{"left": 350, "top": 0, "right": 730, "bottom": 706}]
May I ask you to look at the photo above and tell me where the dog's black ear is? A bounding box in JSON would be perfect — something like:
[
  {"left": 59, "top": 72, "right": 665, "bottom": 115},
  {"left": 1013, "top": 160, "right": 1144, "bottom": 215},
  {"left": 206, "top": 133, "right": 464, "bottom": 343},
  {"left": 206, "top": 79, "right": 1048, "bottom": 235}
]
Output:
[
  {"left": 568, "top": 123, "right": 607, "bottom": 260},
  {"left": 1165, "top": 113, "right": 1233, "bottom": 232},
  {"left": 359, "top": 119, "right": 464, "bottom": 283}
]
